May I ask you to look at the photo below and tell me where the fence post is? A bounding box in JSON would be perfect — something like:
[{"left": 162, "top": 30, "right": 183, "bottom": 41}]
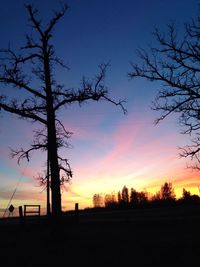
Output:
[
  {"left": 75, "top": 203, "right": 79, "bottom": 212},
  {"left": 74, "top": 203, "right": 79, "bottom": 222},
  {"left": 19, "top": 206, "right": 24, "bottom": 225}
]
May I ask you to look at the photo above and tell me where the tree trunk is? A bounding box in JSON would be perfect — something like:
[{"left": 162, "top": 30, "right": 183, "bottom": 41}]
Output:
[
  {"left": 48, "top": 119, "right": 61, "bottom": 217},
  {"left": 46, "top": 151, "right": 51, "bottom": 216},
  {"left": 0, "top": 4, "right": 126, "bottom": 220},
  {"left": 43, "top": 38, "right": 62, "bottom": 217}
]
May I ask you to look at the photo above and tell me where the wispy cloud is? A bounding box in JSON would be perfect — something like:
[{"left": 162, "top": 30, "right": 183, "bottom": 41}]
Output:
[{"left": 1, "top": 108, "right": 199, "bottom": 210}]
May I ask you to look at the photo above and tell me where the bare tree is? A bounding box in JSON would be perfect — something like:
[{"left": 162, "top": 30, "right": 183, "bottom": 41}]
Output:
[
  {"left": 0, "top": 4, "right": 126, "bottom": 218},
  {"left": 128, "top": 15, "right": 200, "bottom": 170}
]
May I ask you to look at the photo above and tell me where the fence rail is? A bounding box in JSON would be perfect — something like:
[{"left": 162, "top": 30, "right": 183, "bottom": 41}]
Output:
[{"left": 24, "top": 205, "right": 41, "bottom": 217}]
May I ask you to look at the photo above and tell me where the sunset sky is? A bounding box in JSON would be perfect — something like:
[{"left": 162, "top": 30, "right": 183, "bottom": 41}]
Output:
[{"left": 0, "top": 0, "right": 200, "bottom": 214}]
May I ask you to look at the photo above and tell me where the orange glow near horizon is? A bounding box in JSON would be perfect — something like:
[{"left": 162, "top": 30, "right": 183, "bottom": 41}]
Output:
[
  {"left": 1, "top": 103, "right": 200, "bottom": 213},
  {"left": 0, "top": 0, "right": 200, "bottom": 217}
]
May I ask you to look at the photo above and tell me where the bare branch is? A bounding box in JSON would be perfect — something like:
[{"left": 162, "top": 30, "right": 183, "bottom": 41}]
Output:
[
  {"left": 103, "top": 96, "right": 127, "bottom": 114},
  {"left": 55, "top": 118, "right": 73, "bottom": 138},
  {"left": 0, "top": 77, "right": 46, "bottom": 99},
  {"left": 10, "top": 143, "right": 46, "bottom": 165},
  {"left": 45, "top": 4, "right": 68, "bottom": 37},
  {"left": 0, "top": 100, "right": 47, "bottom": 124},
  {"left": 0, "top": 3, "right": 126, "bottom": 216},
  {"left": 129, "top": 16, "right": 200, "bottom": 169},
  {"left": 26, "top": 4, "right": 44, "bottom": 37},
  {"left": 58, "top": 155, "right": 72, "bottom": 183},
  {"left": 53, "top": 63, "right": 127, "bottom": 114}
]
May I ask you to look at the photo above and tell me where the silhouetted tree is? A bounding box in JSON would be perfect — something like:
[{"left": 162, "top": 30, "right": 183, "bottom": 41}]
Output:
[
  {"left": 151, "top": 191, "right": 161, "bottom": 202},
  {"left": 137, "top": 191, "right": 148, "bottom": 205},
  {"left": 121, "top": 186, "right": 129, "bottom": 204},
  {"left": 160, "top": 182, "right": 176, "bottom": 201},
  {"left": 93, "top": 194, "right": 104, "bottom": 208},
  {"left": 180, "top": 188, "right": 200, "bottom": 204},
  {"left": 182, "top": 188, "right": 191, "bottom": 200},
  {"left": 130, "top": 188, "right": 139, "bottom": 206},
  {"left": 0, "top": 5, "right": 126, "bottom": 217},
  {"left": 104, "top": 193, "right": 116, "bottom": 208},
  {"left": 130, "top": 188, "right": 148, "bottom": 206},
  {"left": 129, "top": 13, "right": 200, "bottom": 170},
  {"left": 117, "top": 191, "right": 122, "bottom": 203}
]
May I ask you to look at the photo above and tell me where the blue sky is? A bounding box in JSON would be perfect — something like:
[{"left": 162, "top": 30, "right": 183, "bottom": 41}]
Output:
[{"left": 0, "top": 0, "right": 200, "bottom": 213}]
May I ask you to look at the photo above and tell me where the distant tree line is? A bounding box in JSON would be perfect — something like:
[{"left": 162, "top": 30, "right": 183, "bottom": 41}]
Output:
[{"left": 93, "top": 182, "right": 200, "bottom": 209}]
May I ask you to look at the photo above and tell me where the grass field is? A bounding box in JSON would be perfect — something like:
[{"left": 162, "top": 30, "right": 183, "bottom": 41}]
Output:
[{"left": 0, "top": 205, "right": 200, "bottom": 266}]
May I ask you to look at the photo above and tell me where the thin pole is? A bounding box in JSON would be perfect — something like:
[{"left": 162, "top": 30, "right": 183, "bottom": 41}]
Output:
[
  {"left": 3, "top": 164, "right": 27, "bottom": 218},
  {"left": 3, "top": 187, "right": 17, "bottom": 218},
  {"left": 47, "top": 150, "right": 51, "bottom": 216}
]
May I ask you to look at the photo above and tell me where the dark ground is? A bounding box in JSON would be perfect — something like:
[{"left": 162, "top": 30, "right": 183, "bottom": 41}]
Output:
[{"left": 1, "top": 205, "right": 200, "bottom": 267}]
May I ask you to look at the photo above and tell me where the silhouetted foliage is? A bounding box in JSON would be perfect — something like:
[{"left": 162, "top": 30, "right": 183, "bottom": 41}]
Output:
[
  {"left": 150, "top": 182, "right": 176, "bottom": 207},
  {"left": 182, "top": 188, "right": 192, "bottom": 200},
  {"left": 92, "top": 182, "right": 200, "bottom": 211},
  {"left": 129, "top": 12, "right": 200, "bottom": 170},
  {"left": 104, "top": 193, "right": 117, "bottom": 208},
  {"left": 121, "top": 186, "right": 129, "bottom": 204},
  {"left": 179, "top": 188, "right": 200, "bottom": 205},
  {"left": 93, "top": 194, "right": 104, "bottom": 208},
  {"left": 130, "top": 188, "right": 139, "bottom": 205},
  {"left": 0, "top": 4, "right": 126, "bottom": 217},
  {"left": 93, "top": 182, "right": 200, "bottom": 212},
  {"left": 117, "top": 191, "right": 122, "bottom": 203},
  {"left": 151, "top": 191, "right": 161, "bottom": 202},
  {"left": 160, "top": 182, "right": 176, "bottom": 201},
  {"left": 130, "top": 188, "right": 148, "bottom": 207},
  {"left": 137, "top": 191, "right": 148, "bottom": 205}
]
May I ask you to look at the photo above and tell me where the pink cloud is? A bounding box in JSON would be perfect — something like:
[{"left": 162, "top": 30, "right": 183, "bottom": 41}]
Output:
[
  {"left": 69, "top": 111, "right": 199, "bottom": 199},
  {"left": 1, "top": 107, "right": 199, "bottom": 211}
]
